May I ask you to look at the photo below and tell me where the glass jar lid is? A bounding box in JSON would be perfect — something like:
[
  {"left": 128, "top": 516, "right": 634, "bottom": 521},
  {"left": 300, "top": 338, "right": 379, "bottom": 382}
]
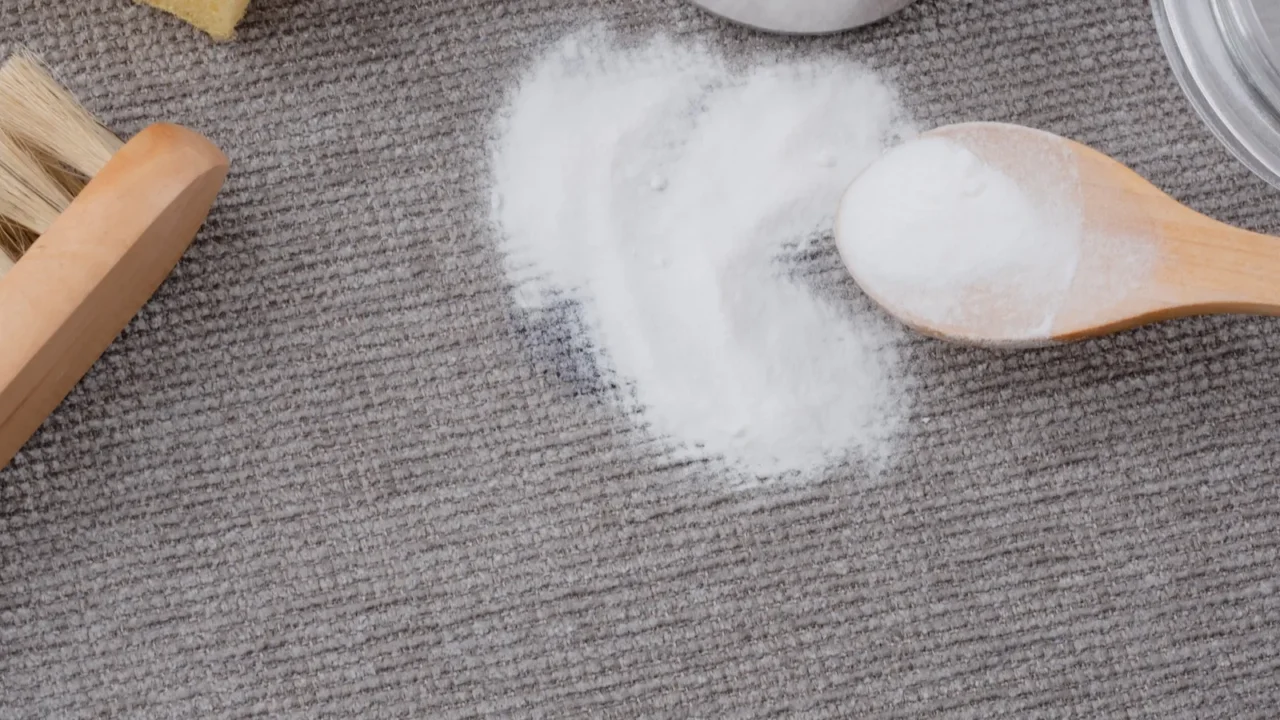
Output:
[{"left": 1155, "top": 0, "right": 1280, "bottom": 188}]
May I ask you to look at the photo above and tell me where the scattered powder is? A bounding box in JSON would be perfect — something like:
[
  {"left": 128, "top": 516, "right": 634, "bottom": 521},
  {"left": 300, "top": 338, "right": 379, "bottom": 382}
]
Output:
[
  {"left": 491, "top": 30, "right": 912, "bottom": 479},
  {"left": 837, "top": 136, "right": 1081, "bottom": 339}
]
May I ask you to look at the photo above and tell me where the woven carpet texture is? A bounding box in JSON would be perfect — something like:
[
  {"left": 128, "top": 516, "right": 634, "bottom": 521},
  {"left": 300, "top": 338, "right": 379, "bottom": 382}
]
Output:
[{"left": 4, "top": 0, "right": 1280, "bottom": 717}]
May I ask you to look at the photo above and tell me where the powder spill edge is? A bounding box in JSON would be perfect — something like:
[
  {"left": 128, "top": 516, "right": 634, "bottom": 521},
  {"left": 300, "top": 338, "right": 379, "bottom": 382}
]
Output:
[{"left": 491, "top": 30, "right": 914, "bottom": 482}]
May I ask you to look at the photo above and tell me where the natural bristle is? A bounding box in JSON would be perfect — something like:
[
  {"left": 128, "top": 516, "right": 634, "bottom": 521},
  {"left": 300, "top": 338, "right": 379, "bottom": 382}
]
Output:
[
  {"left": 0, "top": 219, "right": 26, "bottom": 266},
  {"left": 0, "top": 218, "right": 29, "bottom": 266},
  {"left": 0, "top": 132, "right": 73, "bottom": 235},
  {"left": 0, "top": 52, "right": 121, "bottom": 278},
  {"left": 0, "top": 53, "right": 122, "bottom": 180}
]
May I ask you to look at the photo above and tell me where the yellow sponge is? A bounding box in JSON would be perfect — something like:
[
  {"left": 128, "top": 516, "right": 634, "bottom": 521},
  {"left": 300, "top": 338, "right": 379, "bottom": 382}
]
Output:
[{"left": 138, "top": 0, "right": 250, "bottom": 40}]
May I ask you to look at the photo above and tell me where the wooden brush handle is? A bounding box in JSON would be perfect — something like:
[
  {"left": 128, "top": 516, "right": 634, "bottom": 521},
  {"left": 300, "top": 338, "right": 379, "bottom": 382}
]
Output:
[{"left": 0, "top": 123, "right": 228, "bottom": 469}]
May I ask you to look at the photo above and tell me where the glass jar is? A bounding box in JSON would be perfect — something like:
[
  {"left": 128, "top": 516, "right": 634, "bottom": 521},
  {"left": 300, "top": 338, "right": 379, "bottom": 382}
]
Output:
[{"left": 1155, "top": 0, "right": 1280, "bottom": 188}]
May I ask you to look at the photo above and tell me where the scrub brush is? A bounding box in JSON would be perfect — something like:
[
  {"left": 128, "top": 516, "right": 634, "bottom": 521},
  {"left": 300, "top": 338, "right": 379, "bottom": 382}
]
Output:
[{"left": 0, "top": 53, "right": 228, "bottom": 468}]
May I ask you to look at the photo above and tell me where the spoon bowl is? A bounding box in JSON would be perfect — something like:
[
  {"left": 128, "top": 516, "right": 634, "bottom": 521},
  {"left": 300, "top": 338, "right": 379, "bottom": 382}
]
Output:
[{"left": 835, "top": 122, "right": 1280, "bottom": 346}]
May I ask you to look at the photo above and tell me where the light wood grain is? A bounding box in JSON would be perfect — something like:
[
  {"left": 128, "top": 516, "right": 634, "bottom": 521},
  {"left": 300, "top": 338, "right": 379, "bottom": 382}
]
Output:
[
  {"left": 1040, "top": 126, "right": 1280, "bottom": 342},
  {"left": 0, "top": 123, "right": 228, "bottom": 467}
]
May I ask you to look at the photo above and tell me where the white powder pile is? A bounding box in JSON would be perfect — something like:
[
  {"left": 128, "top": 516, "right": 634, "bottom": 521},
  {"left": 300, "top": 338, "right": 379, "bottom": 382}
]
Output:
[
  {"left": 837, "top": 136, "right": 1082, "bottom": 339},
  {"left": 491, "top": 31, "right": 912, "bottom": 479}
]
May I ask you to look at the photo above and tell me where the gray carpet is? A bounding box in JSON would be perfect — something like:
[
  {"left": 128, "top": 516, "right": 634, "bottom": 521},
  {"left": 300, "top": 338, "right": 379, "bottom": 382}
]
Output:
[{"left": 4, "top": 0, "right": 1280, "bottom": 716}]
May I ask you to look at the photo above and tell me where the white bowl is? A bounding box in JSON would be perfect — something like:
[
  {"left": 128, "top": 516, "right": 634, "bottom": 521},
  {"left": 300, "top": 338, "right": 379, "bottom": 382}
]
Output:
[{"left": 689, "top": 0, "right": 916, "bottom": 34}]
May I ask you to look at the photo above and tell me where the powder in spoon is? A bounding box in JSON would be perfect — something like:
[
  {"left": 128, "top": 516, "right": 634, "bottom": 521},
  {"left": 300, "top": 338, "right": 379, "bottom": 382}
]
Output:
[
  {"left": 836, "top": 136, "right": 1083, "bottom": 339},
  {"left": 491, "top": 30, "right": 912, "bottom": 480}
]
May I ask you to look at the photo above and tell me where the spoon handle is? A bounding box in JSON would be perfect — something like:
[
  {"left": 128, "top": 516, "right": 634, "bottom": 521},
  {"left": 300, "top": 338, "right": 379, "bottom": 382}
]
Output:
[{"left": 1160, "top": 212, "right": 1280, "bottom": 315}]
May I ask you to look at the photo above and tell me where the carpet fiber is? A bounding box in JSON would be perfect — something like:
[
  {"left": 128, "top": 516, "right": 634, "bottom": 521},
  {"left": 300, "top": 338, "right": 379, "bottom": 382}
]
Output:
[{"left": 4, "top": 0, "right": 1280, "bottom": 717}]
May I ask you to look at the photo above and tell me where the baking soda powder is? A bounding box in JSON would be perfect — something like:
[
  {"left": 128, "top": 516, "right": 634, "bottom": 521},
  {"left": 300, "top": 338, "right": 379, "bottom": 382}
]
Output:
[{"left": 491, "top": 31, "right": 913, "bottom": 479}]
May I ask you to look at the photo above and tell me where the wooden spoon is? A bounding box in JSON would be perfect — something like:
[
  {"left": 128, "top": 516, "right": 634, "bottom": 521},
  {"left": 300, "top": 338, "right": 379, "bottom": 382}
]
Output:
[{"left": 835, "top": 122, "right": 1280, "bottom": 346}]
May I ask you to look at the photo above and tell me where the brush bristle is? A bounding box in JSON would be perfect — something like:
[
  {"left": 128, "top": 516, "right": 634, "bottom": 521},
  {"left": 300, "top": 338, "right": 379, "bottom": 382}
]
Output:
[
  {"left": 0, "top": 53, "right": 122, "bottom": 179},
  {"left": 0, "top": 52, "right": 121, "bottom": 273},
  {"left": 0, "top": 132, "right": 73, "bottom": 235},
  {"left": 0, "top": 218, "right": 29, "bottom": 268}
]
